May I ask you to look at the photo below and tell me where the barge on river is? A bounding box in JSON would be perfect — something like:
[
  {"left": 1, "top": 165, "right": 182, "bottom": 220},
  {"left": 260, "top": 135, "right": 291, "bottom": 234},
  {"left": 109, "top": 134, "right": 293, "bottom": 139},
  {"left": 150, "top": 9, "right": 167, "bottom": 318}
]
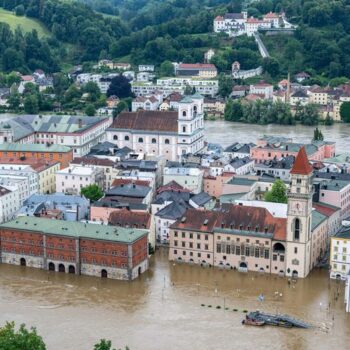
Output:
[{"left": 243, "top": 311, "right": 310, "bottom": 328}]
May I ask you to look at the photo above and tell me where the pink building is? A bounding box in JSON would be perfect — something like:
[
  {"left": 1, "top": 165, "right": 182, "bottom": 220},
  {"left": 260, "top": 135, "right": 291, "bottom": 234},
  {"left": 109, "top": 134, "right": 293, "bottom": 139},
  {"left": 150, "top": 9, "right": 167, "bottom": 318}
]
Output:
[
  {"left": 251, "top": 140, "right": 335, "bottom": 162},
  {"left": 203, "top": 172, "right": 234, "bottom": 198}
]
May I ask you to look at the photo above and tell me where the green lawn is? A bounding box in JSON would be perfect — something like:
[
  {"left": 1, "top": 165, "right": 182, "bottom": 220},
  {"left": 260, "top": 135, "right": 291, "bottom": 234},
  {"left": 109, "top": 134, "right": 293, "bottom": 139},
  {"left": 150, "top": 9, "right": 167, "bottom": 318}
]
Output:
[{"left": 0, "top": 8, "right": 50, "bottom": 37}]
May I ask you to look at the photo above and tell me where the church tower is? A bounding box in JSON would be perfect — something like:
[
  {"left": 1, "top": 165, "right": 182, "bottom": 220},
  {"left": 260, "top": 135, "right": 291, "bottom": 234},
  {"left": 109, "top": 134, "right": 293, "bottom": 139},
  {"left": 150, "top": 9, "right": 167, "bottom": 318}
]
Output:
[{"left": 285, "top": 146, "right": 314, "bottom": 278}]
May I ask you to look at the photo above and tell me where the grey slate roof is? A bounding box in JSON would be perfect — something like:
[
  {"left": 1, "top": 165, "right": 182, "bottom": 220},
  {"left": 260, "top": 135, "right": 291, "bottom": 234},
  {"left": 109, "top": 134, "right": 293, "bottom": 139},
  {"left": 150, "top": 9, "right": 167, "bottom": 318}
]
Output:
[
  {"left": 106, "top": 184, "right": 151, "bottom": 198},
  {"left": 155, "top": 200, "right": 189, "bottom": 220},
  {"left": 190, "top": 192, "right": 212, "bottom": 206},
  {"left": 224, "top": 142, "right": 256, "bottom": 154}
]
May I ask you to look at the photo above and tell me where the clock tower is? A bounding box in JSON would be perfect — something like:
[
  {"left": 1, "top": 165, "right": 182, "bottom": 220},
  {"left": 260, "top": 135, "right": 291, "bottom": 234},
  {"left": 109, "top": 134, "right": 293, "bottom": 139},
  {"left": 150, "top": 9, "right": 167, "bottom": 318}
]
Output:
[{"left": 286, "top": 146, "right": 314, "bottom": 278}]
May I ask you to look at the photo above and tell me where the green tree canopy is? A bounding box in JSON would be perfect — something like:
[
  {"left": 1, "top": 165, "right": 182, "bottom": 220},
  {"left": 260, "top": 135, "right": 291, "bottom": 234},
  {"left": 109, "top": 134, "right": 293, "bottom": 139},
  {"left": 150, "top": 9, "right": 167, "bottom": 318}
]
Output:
[
  {"left": 81, "top": 184, "right": 103, "bottom": 202},
  {"left": 313, "top": 127, "right": 324, "bottom": 141},
  {"left": 264, "top": 179, "right": 288, "bottom": 204},
  {"left": 340, "top": 101, "right": 350, "bottom": 123},
  {"left": 85, "top": 104, "right": 96, "bottom": 116},
  {"left": 159, "top": 60, "right": 174, "bottom": 77},
  {"left": 0, "top": 322, "right": 46, "bottom": 350},
  {"left": 24, "top": 95, "right": 39, "bottom": 114}
]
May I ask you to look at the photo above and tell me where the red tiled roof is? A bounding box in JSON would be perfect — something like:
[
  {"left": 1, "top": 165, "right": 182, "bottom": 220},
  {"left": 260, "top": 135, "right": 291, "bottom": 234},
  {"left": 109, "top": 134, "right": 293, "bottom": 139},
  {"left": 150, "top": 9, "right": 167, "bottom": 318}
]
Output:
[
  {"left": 264, "top": 12, "right": 279, "bottom": 18},
  {"left": 157, "top": 180, "right": 191, "bottom": 194},
  {"left": 71, "top": 157, "right": 114, "bottom": 167},
  {"left": 112, "top": 179, "right": 151, "bottom": 187},
  {"left": 313, "top": 203, "right": 339, "bottom": 217},
  {"left": 247, "top": 18, "right": 266, "bottom": 23},
  {"left": 109, "top": 110, "right": 178, "bottom": 133},
  {"left": 108, "top": 208, "right": 151, "bottom": 228},
  {"left": 290, "top": 146, "right": 313, "bottom": 175},
  {"left": 215, "top": 16, "right": 224, "bottom": 21}
]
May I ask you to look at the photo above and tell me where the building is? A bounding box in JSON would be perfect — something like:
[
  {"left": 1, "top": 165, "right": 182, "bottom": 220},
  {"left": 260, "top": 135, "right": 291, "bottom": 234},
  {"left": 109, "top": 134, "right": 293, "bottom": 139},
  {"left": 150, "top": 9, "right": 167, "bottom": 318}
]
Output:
[
  {"left": 156, "top": 78, "right": 219, "bottom": 97},
  {"left": 71, "top": 157, "right": 117, "bottom": 190},
  {"left": 330, "top": 224, "right": 350, "bottom": 280},
  {"left": 18, "top": 193, "right": 90, "bottom": 221},
  {"left": 249, "top": 82, "right": 274, "bottom": 99},
  {"left": 203, "top": 98, "right": 225, "bottom": 117},
  {"left": 175, "top": 64, "right": 218, "bottom": 78},
  {"left": 0, "top": 217, "right": 148, "bottom": 280},
  {"left": 163, "top": 163, "right": 204, "bottom": 194},
  {"left": 169, "top": 147, "right": 329, "bottom": 278},
  {"left": 290, "top": 90, "right": 309, "bottom": 106},
  {"left": 294, "top": 72, "right": 310, "bottom": 83},
  {"left": 203, "top": 172, "right": 234, "bottom": 198},
  {"left": 138, "top": 65, "right": 155, "bottom": 72},
  {"left": 106, "top": 94, "right": 205, "bottom": 161},
  {"left": 56, "top": 165, "right": 104, "bottom": 195},
  {"left": 108, "top": 208, "right": 154, "bottom": 248},
  {"left": 204, "top": 49, "right": 215, "bottom": 63},
  {"left": 224, "top": 157, "right": 255, "bottom": 175},
  {"left": 254, "top": 156, "right": 295, "bottom": 181},
  {"left": 0, "top": 144, "right": 73, "bottom": 169},
  {"left": 132, "top": 95, "right": 160, "bottom": 112},
  {"left": 0, "top": 186, "right": 20, "bottom": 224},
  {"left": 232, "top": 62, "right": 262, "bottom": 80},
  {"left": 224, "top": 143, "right": 256, "bottom": 159}
]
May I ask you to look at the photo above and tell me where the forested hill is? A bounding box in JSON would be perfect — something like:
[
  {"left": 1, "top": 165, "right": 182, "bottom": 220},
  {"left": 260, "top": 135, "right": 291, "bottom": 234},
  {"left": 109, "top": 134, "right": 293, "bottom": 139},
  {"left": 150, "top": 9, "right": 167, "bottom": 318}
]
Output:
[{"left": 1, "top": 0, "right": 350, "bottom": 79}]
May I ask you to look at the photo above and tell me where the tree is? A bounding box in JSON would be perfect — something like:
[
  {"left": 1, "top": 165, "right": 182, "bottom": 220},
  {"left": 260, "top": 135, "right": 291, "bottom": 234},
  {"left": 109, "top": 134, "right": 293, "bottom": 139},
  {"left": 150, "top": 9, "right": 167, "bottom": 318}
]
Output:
[
  {"left": 224, "top": 99, "right": 243, "bottom": 122},
  {"left": 0, "top": 322, "right": 46, "bottom": 350},
  {"left": 15, "top": 5, "right": 25, "bottom": 16},
  {"left": 299, "top": 104, "right": 319, "bottom": 126},
  {"left": 313, "top": 127, "right": 324, "bottom": 141},
  {"left": 159, "top": 60, "right": 174, "bottom": 77},
  {"left": 262, "top": 57, "right": 280, "bottom": 78},
  {"left": 24, "top": 95, "right": 39, "bottom": 114},
  {"left": 94, "top": 339, "right": 115, "bottom": 350},
  {"left": 218, "top": 74, "right": 233, "bottom": 98},
  {"left": 113, "top": 100, "right": 128, "bottom": 118},
  {"left": 81, "top": 184, "right": 103, "bottom": 202},
  {"left": 340, "top": 101, "right": 350, "bottom": 123},
  {"left": 7, "top": 93, "right": 21, "bottom": 111},
  {"left": 85, "top": 104, "right": 96, "bottom": 116},
  {"left": 264, "top": 179, "right": 288, "bottom": 204},
  {"left": 107, "top": 75, "right": 132, "bottom": 98}
]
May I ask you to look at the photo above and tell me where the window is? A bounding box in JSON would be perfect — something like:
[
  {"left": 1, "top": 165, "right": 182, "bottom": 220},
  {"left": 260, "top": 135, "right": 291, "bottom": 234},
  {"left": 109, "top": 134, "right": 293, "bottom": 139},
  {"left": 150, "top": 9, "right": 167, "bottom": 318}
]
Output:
[
  {"left": 182, "top": 242, "right": 185, "bottom": 247},
  {"left": 182, "top": 232, "right": 185, "bottom": 238},
  {"left": 294, "top": 247, "right": 298, "bottom": 254},
  {"left": 174, "top": 231, "right": 178, "bottom": 237},
  {"left": 174, "top": 240, "right": 178, "bottom": 246},
  {"left": 297, "top": 178, "right": 301, "bottom": 184},
  {"left": 216, "top": 244, "right": 221, "bottom": 253},
  {"left": 165, "top": 139, "right": 170, "bottom": 144},
  {"left": 197, "top": 243, "right": 201, "bottom": 249},
  {"left": 151, "top": 138, "right": 156, "bottom": 144},
  {"left": 273, "top": 254, "right": 277, "bottom": 261},
  {"left": 182, "top": 111, "right": 187, "bottom": 117},
  {"left": 138, "top": 137, "right": 143, "bottom": 143},
  {"left": 205, "top": 244, "right": 208, "bottom": 250},
  {"left": 182, "top": 126, "right": 186, "bottom": 133},
  {"left": 113, "top": 135, "right": 118, "bottom": 140},
  {"left": 294, "top": 218, "right": 300, "bottom": 241},
  {"left": 174, "top": 250, "right": 177, "bottom": 255},
  {"left": 264, "top": 249, "right": 269, "bottom": 259},
  {"left": 125, "top": 136, "right": 129, "bottom": 141}
]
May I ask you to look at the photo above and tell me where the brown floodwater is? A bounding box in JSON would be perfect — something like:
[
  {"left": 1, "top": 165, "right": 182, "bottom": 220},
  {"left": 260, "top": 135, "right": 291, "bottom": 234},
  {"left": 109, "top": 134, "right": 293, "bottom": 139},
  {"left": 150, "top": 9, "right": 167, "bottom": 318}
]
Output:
[{"left": 0, "top": 248, "right": 349, "bottom": 350}]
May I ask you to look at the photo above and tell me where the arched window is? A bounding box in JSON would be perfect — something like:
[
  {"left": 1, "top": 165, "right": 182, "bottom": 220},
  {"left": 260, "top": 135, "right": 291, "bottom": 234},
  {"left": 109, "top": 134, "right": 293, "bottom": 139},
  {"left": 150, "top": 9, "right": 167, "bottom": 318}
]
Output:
[
  {"left": 193, "top": 105, "right": 197, "bottom": 113},
  {"left": 182, "top": 126, "right": 186, "bottom": 133},
  {"left": 294, "top": 218, "right": 300, "bottom": 241},
  {"left": 124, "top": 135, "right": 129, "bottom": 141},
  {"left": 138, "top": 137, "right": 143, "bottom": 143},
  {"left": 165, "top": 139, "right": 170, "bottom": 144},
  {"left": 182, "top": 110, "right": 187, "bottom": 117},
  {"left": 113, "top": 135, "right": 118, "bottom": 140},
  {"left": 151, "top": 138, "right": 157, "bottom": 144}
]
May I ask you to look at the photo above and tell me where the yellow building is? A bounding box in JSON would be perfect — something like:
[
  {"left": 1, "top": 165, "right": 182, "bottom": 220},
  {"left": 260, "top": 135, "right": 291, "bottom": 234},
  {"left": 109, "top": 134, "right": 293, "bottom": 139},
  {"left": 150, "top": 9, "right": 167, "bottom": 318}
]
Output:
[
  {"left": 330, "top": 227, "right": 350, "bottom": 280},
  {"left": 35, "top": 161, "right": 61, "bottom": 194}
]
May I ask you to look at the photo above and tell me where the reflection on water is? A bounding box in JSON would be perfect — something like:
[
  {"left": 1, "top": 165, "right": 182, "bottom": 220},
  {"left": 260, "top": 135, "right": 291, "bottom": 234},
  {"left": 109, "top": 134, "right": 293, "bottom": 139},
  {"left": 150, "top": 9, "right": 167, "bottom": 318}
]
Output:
[
  {"left": 204, "top": 121, "right": 350, "bottom": 151},
  {"left": 0, "top": 248, "right": 349, "bottom": 350}
]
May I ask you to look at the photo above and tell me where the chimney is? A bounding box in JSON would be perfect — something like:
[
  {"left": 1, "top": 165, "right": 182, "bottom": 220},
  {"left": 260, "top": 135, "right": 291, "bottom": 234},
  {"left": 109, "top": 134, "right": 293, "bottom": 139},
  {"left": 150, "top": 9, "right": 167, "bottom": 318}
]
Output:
[{"left": 78, "top": 118, "right": 83, "bottom": 129}]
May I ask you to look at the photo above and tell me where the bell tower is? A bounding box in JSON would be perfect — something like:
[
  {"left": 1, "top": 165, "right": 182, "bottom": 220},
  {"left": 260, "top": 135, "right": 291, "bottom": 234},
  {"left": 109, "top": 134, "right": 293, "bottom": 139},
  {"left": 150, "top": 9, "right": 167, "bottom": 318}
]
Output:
[{"left": 286, "top": 146, "right": 313, "bottom": 278}]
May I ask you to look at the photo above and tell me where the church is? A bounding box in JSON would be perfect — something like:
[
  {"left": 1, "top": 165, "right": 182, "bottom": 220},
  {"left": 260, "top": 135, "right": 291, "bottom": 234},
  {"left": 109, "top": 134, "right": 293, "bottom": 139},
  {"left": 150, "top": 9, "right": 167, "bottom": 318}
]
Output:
[
  {"left": 106, "top": 93, "right": 205, "bottom": 161},
  {"left": 168, "top": 147, "right": 331, "bottom": 278}
]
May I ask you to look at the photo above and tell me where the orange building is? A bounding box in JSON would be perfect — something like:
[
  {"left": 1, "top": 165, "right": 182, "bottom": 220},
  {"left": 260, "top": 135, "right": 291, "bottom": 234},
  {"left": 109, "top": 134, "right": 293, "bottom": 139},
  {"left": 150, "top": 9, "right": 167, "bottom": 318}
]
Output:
[{"left": 0, "top": 143, "right": 73, "bottom": 169}]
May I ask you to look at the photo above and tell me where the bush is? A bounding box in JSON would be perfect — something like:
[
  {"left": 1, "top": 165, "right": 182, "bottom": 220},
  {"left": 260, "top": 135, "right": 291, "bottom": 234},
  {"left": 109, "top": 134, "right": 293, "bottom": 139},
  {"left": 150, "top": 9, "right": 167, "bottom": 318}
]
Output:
[{"left": 15, "top": 5, "right": 25, "bottom": 16}]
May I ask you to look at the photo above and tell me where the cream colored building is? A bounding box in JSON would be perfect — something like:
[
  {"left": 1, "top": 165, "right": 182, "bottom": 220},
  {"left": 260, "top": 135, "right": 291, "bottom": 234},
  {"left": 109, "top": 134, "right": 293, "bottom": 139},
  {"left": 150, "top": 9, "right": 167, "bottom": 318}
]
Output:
[{"left": 330, "top": 226, "right": 350, "bottom": 280}]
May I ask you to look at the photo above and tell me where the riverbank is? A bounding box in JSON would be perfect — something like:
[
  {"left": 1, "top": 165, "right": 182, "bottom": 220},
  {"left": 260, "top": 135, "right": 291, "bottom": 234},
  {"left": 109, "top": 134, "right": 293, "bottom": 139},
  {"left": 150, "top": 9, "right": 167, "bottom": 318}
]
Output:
[
  {"left": 204, "top": 120, "right": 350, "bottom": 151},
  {"left": 0, "top": 248, "right": 349, "bottom": 350}
]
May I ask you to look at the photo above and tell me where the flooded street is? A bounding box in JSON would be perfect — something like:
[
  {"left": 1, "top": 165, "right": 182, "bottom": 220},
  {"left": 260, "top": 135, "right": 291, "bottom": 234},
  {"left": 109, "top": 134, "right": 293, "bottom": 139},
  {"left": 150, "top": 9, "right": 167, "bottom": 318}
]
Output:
[
  {"left": 204, "top": 121, "right": 350, "bottom": 151},
  {"left": 1, "top": 248, "right": 349, "bottom": 350}
]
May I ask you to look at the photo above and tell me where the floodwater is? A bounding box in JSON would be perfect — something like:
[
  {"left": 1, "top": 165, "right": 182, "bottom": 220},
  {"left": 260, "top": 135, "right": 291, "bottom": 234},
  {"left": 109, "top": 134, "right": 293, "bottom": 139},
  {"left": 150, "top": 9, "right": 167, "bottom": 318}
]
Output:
[
  {"left": 0, "top": 248, "right": 349, "bottom": 350},
  {"left": 204, "top": 120, "right": 350, "bottom": 152}
]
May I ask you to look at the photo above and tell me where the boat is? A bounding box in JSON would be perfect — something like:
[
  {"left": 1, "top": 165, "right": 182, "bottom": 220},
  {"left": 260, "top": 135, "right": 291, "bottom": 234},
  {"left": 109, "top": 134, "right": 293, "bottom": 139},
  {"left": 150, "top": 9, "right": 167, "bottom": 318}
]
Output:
[
  {"left": 243, "top": 311, "right": 310, "bottom": 329},
  {"left": 242, "top": 317, "right": 265, "bottom": 326}
]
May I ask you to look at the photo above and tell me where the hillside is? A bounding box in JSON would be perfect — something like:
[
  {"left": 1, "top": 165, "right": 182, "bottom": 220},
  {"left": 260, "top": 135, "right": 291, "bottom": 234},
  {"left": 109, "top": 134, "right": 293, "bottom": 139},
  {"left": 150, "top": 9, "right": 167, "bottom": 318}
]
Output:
[{"left": 0, "top": 8, "right": 49, "bottom": 37}]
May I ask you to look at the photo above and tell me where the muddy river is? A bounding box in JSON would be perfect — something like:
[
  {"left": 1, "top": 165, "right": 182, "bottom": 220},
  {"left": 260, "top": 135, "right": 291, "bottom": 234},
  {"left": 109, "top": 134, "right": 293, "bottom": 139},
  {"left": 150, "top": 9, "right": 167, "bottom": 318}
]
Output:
[{"left": 0, "top": 248, "right": 349, "bottom": 350}]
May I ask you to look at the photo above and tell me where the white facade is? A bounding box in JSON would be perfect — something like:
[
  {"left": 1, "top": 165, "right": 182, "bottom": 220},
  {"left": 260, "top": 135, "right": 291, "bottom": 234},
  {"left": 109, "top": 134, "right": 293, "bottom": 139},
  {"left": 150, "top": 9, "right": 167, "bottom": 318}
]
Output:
[
  {"left": 157, "top": 78, "right": 219, "bottom": 96},
  {"left": 330, "top": 234, "right": 350, "bottom": 280},
  {"left": 0, "top": 186, "right": 20, "bottom": 223},
  {"left": 56, "top": 166, "right": 104, "bottom": 195},
  {"left": 249, "top": 84, "right": 274, "bottom": 99},
  {"left": 224, "top": 158, "right": 255, "bottom": 175},
  {"left": 163, "top": 167, "right": 203, "bottom": 194},
  {"left": 132, "top": 96, "right": 160, "bottom": 112}
]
